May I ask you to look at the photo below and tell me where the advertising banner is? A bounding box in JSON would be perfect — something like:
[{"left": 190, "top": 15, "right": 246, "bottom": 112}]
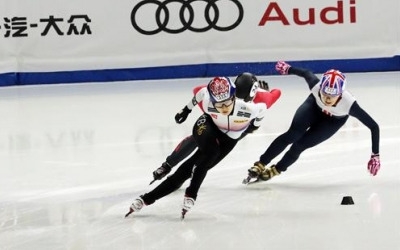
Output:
[{"left": 0, "top": 0, "right": 399, "bottom": 85}]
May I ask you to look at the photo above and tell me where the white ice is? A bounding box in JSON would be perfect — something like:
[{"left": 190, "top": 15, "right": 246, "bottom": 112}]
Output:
[{"left": 0, "top": 72, "right": 399, "bottom": 250}]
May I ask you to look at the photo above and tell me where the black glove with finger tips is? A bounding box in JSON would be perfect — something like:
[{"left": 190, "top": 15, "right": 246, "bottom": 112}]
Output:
[
  {"left": 175, "top": 106, "right": 191, "bottom": 124},
  {"left": 258, "top": 80, "right": 269, "bottom": 91}
]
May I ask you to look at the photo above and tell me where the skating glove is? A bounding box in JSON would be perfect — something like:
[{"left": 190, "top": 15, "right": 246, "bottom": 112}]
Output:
[
  {"left": 244, "top": 121, "right": 259, "bottom": 134},
  {"left": 175, "top": 106, "right": 191, "bottom": 124},
  {"left": 239, "top": 121, "right": 259, "bottom": 140},
  {"left": 258, "top": 80, "right": 269, "bottom": 91},
  {"left": 367, "top": 153, "right": 380, "bottom": 176},
  {"left": 275, "top": 61, "right": 291, "bottom": 75}
]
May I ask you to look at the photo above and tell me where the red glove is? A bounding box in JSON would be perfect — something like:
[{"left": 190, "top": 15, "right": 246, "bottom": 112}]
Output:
[
  {"left": 275, "top": 61, "right": 291, "bottom": 75},
  {"left": 367, "top": 154, "right": 380, "bottom": 176}
]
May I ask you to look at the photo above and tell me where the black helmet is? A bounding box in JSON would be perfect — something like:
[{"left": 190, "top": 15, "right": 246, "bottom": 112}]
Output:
[{"left": 234, "top": 72, "right": 258, "bottom": 102}]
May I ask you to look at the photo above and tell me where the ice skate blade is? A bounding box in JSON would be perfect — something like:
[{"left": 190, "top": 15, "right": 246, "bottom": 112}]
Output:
[
  {"left": 181, "top": 209, "right": 188, "bottom": 220},
  {"left": 125, "top": 208, "right": 134, "bottom": 218},
  {"left": 243, "top": 175, "right": 260, "bottom": 185},
  {"left": 247, "top": 178, "right": 262, "bottom": 185},
  {"left": 242, "top": 176, "right": 252, "bottom": 184},
  {"left": 149, "top": 179, "right": 156, "bottom": 185},
  {"left": 243, "top": 177, "right": 262, "bottom": 185}
]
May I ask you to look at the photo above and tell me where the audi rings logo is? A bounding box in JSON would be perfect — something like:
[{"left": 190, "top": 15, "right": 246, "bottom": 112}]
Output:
[{"left": 131, "top": 0, "right": 244, "bottom": 35}]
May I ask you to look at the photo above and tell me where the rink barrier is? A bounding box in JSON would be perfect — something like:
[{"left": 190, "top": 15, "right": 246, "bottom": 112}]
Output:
[{"left": 0, "top": 55, "right": 399, "bottom": 86}]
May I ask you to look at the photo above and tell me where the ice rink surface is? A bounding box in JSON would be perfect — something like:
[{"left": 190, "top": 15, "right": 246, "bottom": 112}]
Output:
[{"left": 0, "top": 71, "right": 399, "bottom": 250}]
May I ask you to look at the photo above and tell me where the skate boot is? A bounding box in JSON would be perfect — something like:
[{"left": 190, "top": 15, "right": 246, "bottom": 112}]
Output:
[
  {"left": 259, "top": 165, "right": 280, "bottom": 181},
  {"left": 125, "top": 196, "right": 145, "bottom": 218},
  {"left": 243, "top": 161, "right": 266, "bottom": 184},
  {"left": 149, "top": 162, "right": 172, "bottom": 185},
  {"left": 181, "top": 195, "right": 195, "bottom": 220}
]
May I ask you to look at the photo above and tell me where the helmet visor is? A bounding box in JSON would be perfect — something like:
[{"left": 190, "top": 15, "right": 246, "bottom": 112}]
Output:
[
  {"left": 214, "top": 97, "right": 234, "bottom": 108},
  {"left": 321, "top": 87, "right": 341, "bottom": 97}
]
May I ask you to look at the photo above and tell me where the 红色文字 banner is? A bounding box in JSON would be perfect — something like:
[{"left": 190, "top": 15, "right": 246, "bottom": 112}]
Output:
[{"left": 0, "top": 0, "right": 399, "bottom": 85}]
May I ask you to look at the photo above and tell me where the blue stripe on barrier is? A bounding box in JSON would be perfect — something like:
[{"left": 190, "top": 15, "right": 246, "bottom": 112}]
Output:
[{"left": 1, "top": 56, "right": 399, "bottom": 86}]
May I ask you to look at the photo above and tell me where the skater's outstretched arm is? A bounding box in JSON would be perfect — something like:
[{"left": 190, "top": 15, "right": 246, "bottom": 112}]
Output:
[{"left": 276, "top": 61, "right": 320, "bottom": 90}]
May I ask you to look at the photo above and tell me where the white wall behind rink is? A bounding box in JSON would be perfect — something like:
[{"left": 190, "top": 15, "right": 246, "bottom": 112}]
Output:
[{"left": 0, "top": 0, "right": 399, "bottom": 74}]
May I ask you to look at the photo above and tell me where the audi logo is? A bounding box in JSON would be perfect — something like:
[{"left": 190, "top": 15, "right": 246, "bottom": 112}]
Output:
[{"left": 131, "top": 0, "right": 244, "bottom": 35}]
